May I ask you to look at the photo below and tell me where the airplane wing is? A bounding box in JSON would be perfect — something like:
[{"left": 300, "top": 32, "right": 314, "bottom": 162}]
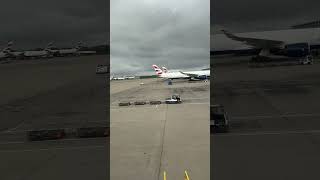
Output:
[{"left": 221, "top": 30, "right": 285, "bottom": 49}]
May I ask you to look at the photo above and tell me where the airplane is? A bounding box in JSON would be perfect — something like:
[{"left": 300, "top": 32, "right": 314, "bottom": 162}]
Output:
[
  {"left": 113, "top": 77, "right": 125, "bottom": 80},
  {"left": 0, "top": 41, "right": 13, "bottom": 59},
  {"left": 152, "top": 65, "right": 210, "bottom": 80},
  {"left": 57, "top": 42, "right": 82, "bottom": 56},
  {"left": 111, "top": 75, "right": 126, "bottom": 80},
  {"left": 0, "top": 41, "right": 25, "bottom": 60},
  {"left": 5, "top": 41, "right": 26, "bottom": 59},
  {"left": 124, "top": 76, "right": 135, "bottom": 80},
  {"left": 179, "top": 69, "right": 210, "bottom": 80},
  {"left": 22, "top": 42, "right": 54, "bottom": 59},
  {"left": 77, "top": 42, "right": 97, "bottom": 55},
  {"left": 152, "top": 65, "right": 189, "bottom": 79},
  {"left": 212, "top": 28, "right": 320, "bottom": 62}
]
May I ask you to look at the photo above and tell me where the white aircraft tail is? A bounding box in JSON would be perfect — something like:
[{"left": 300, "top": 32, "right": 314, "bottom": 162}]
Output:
[
  {"left": 162, "top": 66, "right": 168, "bottom": 73},
  {"left": 2, "top": 41, "right": 13, "bottom": 53},
  {"left": 152, "top": 64, "right": 163, "bottom": 75},
  {"left": 45, "top": 42, "right": 54, "bottom": 51},
  {"left": 76, "top": 42, "right": 83, "bottom": 50}
]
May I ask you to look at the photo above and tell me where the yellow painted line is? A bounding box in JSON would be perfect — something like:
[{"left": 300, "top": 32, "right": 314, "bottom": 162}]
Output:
[
  {"left": 184, "top": 170, "right": 190, "bottom": 180},
  {"left": 163, "top": 171, "right": 167, "bottom": 180}
]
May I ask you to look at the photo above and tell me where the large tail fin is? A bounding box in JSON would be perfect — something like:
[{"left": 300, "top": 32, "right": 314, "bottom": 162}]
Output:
[
  {"left": 2, "top": 41, "right": 13, "bottom": 53},
  {"left": 76, "top": 41, "right": 83, "bottom": 50},
  {"left": 45, "top": 42, "right": 54, "bottom": 50},
  {"left": 161, "top": 66, "right": 168, "bottom": 73},
  {"left": 152, "top": 64, "right": 163, "bottom": 75}
]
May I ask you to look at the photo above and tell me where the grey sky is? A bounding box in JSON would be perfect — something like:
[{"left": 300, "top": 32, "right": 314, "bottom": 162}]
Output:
[
  {"left": 0, "top": 0, "right": 108, "bottom": 50},
  {"left": 111, "top": 0, "right": 210, "bottom": 75},
  {"left": 211, "top": 0, "right": 320, "bottom": 34}
]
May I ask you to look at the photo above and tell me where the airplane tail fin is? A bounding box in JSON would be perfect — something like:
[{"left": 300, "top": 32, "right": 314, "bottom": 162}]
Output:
[
  {"left": 76, "top": 42, "right": 83, "bottom": 50},
  {"left": 162, "top": 66, "right": 168, "bottom": 73},
  {"left": 3, "top": 41, "right": 13, "bottom": 53},
  {"left": 152, "top": 64, "right": 163, "bottom": 75},
  {"left": 45, "top": 42, "right": 54, "bottom": 50}
]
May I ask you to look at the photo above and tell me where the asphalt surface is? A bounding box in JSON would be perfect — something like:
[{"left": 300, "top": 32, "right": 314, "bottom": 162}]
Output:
[
  {"left": 211, "top": 56, "right": 320, "bottom": 180},
  {"left": 111, "top": 78, "right": 210, "bottom": 180},
  {"left": 0, "top": 55, "right": 109, "bottom": 180}
]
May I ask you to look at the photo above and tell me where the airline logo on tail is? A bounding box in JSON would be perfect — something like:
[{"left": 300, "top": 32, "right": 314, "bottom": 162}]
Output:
[{"left": 152, "top": 64, "right": 163, "bottom": 75}]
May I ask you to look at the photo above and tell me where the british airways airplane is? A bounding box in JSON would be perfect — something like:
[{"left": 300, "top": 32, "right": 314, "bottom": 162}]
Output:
[{"left": 152, "top": 65, "right": 210, "bottom": 80}]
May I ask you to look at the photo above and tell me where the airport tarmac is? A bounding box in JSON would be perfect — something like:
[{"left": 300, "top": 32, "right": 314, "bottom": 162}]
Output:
[
  {"left": 211, "top": 56, "right": 320, "bottom": 180},
  {"left": 0, "top": 55, "right": 109, "bottom": 180},
  {"left": 111, "top": 78, "right": 210, "bottom": 180}
]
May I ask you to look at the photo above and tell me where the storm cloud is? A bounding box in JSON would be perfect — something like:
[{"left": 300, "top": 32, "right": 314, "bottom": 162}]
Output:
[
  {"left": 111, "top": 0, "right": 210, "bottom": 75},
  {"left": 0, "top": 0, "right": 108, "bottom": 49},
  {"left": 211, "top": 0, "right": 320, "bottom": 33}
]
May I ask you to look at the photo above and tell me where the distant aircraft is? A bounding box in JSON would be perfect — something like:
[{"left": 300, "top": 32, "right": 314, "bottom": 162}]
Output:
[
  {"left": 124, "top": 76, "right": 135, "bottom": 80},
  {"left": 22, "top": 42, "right": 54, "bottom": 59},
  {"left": 179, "top": 69, "right": 210, "bottom": 80},
  {"left": 113, "top": 77, "right": 125, "bottom": 80},
  {"left": 0, "top": 42, "right": 13, "bottom": 59},
  {"left": 0, "top": 41, "right": 25, "bottom": 60},
  {"left": 57, "top": 42, "right": 82, "bottom": 56},
  {"left": 76, "top": 42, "right": 97, "bottom": 55},
  {"left": 152, "top": 65, "right": 210, "bottom": 80},
  {"left": 5, "top": 41, "right": 25, "bottom": 58}
]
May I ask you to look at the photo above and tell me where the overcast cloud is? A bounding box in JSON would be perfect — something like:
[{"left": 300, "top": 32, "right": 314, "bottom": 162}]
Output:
[
  {"left": 211, "top": 0, "right": 320, "bottom": 34},
  {"left": 111, "top": 0, "right": 210, "bottom": 75},
  {"left": 0, "top": 0, "right": 108, "bottom": 49}
]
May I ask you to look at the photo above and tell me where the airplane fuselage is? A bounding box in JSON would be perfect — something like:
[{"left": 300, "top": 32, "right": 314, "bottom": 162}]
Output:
[
  {"left": 159, "top": 71, "right": 190, "bottom": 79},
  {"left": 184, "top": 70, "right": 210, "bottom": 77},
  {"left": 59, "top": 48, "right": 78, "bottom": 55},
  {"left": 24, "top": 50, "right": 48, "bottom": 57}
]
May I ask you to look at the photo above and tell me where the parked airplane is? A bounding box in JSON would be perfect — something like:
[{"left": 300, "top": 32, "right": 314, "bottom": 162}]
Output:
[
  {"left": 113, "top": 77, "right": 126, "bottom": 80},
  {"left": 152, "top": 65, "right": 189, "bottom": 79},
  {"left": 0, "top": 42, "right": 13, "bottom": 59},
  {"left": 124, "top": 76, "right": 135, "bottom": 80},
  {"left": 152, "top": 65, "right": 210, "bottom": 80},
  {"left": 212, "top": 28, "right": 320, "bottom": 61},
  {"left": 56, "top": 42, "right": 82, "bottom": 56},
  {"left": 22, "top": 42, "right": 54, "bottom": 59},
  {"left": 161, "top": 66, "right": 210, "bottom": 80},
  {"left": 5, "top": 41, "right": 25, "bottom": 58},
  {"left": 179, "top": 69, "right": 210, "bottom": 80}
]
